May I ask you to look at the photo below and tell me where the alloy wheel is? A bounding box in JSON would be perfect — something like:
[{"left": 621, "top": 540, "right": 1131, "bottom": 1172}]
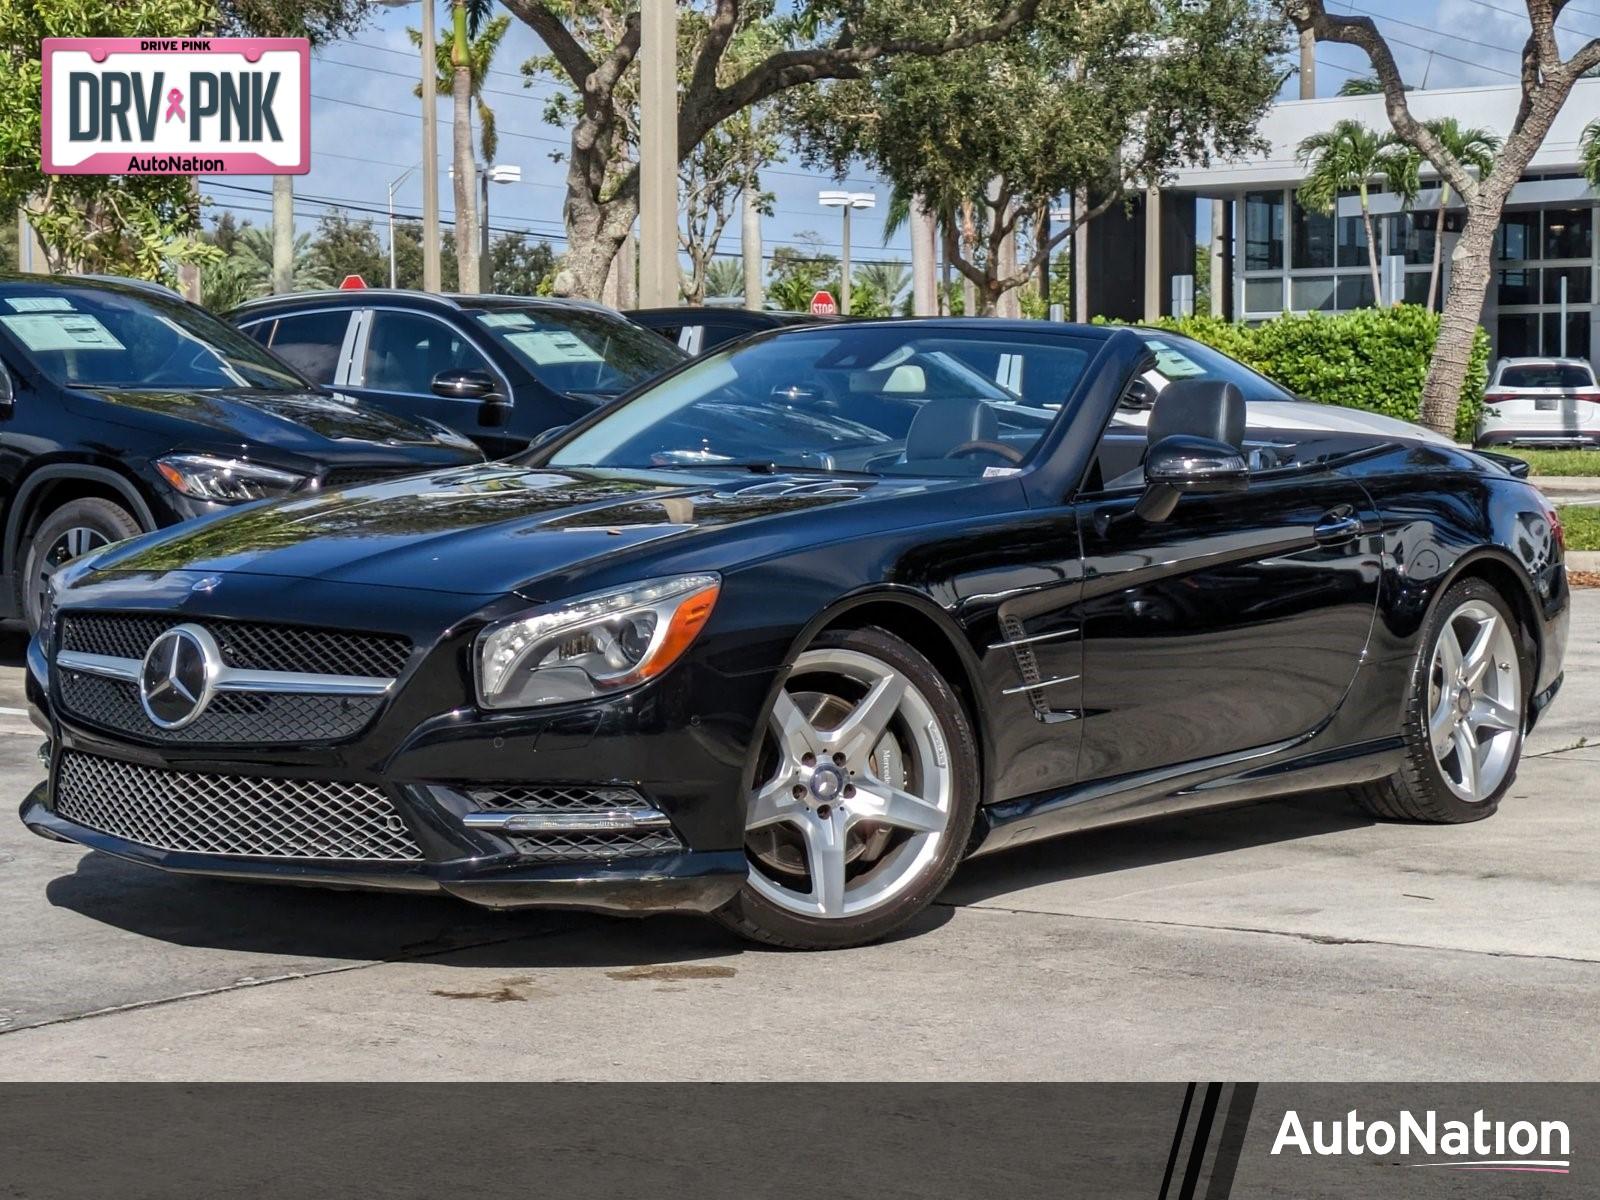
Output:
[
  {"left": 35, "top": 526, "right": 110, "bottom": 617},
  {"left": 745, "top": 647, "right": 955, "bottom": 919},
  {"left": 1426, "top": 598, "right": 1522, "bottom": 803}
]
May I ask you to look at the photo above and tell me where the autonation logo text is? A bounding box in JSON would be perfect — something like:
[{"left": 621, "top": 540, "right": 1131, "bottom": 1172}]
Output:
[{"left": 1272, "top": 1108, "right": 1571, "bottom": 1174}]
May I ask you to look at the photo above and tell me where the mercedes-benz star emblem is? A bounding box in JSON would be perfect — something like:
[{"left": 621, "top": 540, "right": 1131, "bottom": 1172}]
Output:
[{"left": 139, "top": 624, "right": 221, "bottom": 730}]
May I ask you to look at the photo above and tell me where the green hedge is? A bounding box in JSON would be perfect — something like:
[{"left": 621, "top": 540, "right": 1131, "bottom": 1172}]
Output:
[{"left": 1106, "top": 305, "right": 1490, "bottom": 442}]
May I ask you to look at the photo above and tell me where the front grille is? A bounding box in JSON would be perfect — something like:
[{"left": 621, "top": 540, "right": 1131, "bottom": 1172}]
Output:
[
  {"left": 508, "top": 830, "right": 684, "bottom": 863},
  {"left": 59, "top": 671, "right": 383, "bottom": 745},
  {"left": 60, "top": 613, "right": 411, "bottom": 678},
  {"left": 468, "top": 784, "right": 651, "bottom": 813},
  {"left": 319, "top": 466, "right": 419, "bottom": 491},
  {"left": 55, "top": 751, "right": 423, "bottom": 861}
]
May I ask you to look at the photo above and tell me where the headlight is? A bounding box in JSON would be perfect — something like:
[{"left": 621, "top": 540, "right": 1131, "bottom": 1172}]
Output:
[
  {"left": 476, "top": 574, "right": 720, "bottom": 709},
  {"left": 155, "top": 453, "right": 306, "bottom": 503}
]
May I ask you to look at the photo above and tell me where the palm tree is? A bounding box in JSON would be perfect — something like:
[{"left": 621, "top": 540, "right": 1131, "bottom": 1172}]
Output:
[
  {"left": 409, "top": 0, "right": 497, "bottom": 294},
  {"left": 1337, "top": 76, "right": 1383, "bottom": 96},
  {"left": 705, "top": 257, "right": 745, "bottom": 299},
  {"left": 1582, "top": 119, "right": 1600, "bottom": 192},
  {"left": 858, "top": 261, "right": 911, "bottom": 312},
  {"left": 1297, "top": 119, "right": 1392, "bottom": 303},
  {"left": 1414, "top": 119, "right": 1501, "bottom": 310}
]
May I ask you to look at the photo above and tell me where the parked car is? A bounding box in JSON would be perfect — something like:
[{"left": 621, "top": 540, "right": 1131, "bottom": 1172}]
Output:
[
  {"left": 1476, "top": 357, "right": 1600, "bottom": 448},
  {"left": 231, "top": 291, "right": 686, "bottom": 457},
  {"left": 629, "top": 306, "right": 828, "bottom": 355},
  {"left": 24, "top": 320, "right": 1567, "bottom": 949},
  {"left": 0, "top": 273, "right": 482, "bottom": 631}
]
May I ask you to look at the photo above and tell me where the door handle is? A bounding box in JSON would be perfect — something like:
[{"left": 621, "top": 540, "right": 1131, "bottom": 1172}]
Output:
[{"left": 1312, "top": 511, "right": 1365, "bottom": 545}]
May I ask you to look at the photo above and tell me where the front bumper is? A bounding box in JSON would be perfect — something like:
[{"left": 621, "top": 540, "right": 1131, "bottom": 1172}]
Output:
[{"left": 24, "top": 575, "right": 781, "bottom": 917}]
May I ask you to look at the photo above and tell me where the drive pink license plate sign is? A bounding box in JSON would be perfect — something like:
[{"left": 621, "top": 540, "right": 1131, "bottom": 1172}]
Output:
[{"left": 41, "top": 37, "right": 309, "bottom": 175}]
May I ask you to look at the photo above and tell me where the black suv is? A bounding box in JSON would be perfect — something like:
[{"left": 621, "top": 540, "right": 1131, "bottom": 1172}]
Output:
[
  {"left": 230, "top": 291, "right": 686, "bottom": 457},
  {"left": 0, "top": 273, "right": 482, "bottom": 629},
  {"left": 628, "top": 306, "right": 827, "bottom": 355}
]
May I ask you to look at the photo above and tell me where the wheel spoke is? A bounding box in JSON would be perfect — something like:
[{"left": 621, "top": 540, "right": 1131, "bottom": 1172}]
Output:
[
  {"left": 769, "top": 689, "right": 819, "bottom": 762},
  {"left": 747, "top": 775, "right": 804, "bottom": 831},
  {"left": 800, "top": 814, "right": 848, "bottom": 916},
  {"left": 1436, "top": 622, "right": 1463, "bottom": 682},
  {"left": 820, "top": 673, "right": 906, "bottom": 769},
  {"left": 1452, "top": 725, "right": 1480, "bottom": 798},
  {"left": 1461, "top": 616, "right": 1498, "bottom": 688},
  {"left": 1470, "top": 695, "right": 1519, "bottom": 735},
  {"left": 1429, "top": 691, "right": 1457, "bottom": 757},
  {"left": 850, "top": 779, "right": 945, "bottom": 834}
]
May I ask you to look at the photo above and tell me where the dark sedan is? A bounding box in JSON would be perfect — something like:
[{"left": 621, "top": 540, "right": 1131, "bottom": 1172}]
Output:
[
  {"left": 231, "top": 291, "right": 686, "bottom": 457},
  {"left": 23, "top": 321, "right": 1569, "bottom": 949}
]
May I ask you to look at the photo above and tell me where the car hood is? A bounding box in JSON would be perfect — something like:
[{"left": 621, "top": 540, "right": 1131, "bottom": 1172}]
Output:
[
  {"left": 89, "top": 463, "right": 906, "bottom": 597},
  {"left": 1112, "top": 398, "right": 1455, "bottom": 446},
  {"left": 77, "top": 386, "right": 477, "bottom": 456}
]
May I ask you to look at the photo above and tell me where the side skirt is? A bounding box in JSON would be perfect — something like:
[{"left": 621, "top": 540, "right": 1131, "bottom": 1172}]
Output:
[{"left": 970, "top": 735, "right": 1406, "bottom": 857}]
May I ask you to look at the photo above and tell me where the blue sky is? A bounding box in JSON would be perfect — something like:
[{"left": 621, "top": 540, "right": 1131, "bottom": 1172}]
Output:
[{"left": 199, "top": 0, "right": 1600, "bottom": 276}]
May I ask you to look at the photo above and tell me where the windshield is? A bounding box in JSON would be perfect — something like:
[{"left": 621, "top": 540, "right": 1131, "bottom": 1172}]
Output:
[
  {"left": 0, "top": 281, "right": 308, "bottom": 391},
  {"left": 468, "top": 305, "right": 684, "bottom": 397},
  {"left": 1498, "top": 363, "right": 1596, "bottom": 389},
  {"left": 547, "top": 326, "right": 1097, "bottom": 476}
]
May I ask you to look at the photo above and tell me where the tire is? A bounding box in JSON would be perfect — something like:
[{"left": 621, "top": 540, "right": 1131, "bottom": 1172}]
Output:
[
  {"left": 1349, "top": 577, "right": 1530, "bottom": 824},
  {"left": 19, "top": 497, "right": 143, "bottom": 632},
  {"left": 715, "top": 626, "right": 980, "bottom": 950}
]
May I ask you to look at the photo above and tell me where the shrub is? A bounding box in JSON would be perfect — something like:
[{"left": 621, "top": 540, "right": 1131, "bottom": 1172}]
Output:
[{"left": 1106, "top": 305, "right": 1490, "bottom": 442}]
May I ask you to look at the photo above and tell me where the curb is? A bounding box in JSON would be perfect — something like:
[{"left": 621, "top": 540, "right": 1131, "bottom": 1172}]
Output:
[
  {"left": 1567, "top": 550, "right": 1600, "bottom": 572},
  {"left": 1530, "top": 476, "right": 1600, "bottom": 497}
]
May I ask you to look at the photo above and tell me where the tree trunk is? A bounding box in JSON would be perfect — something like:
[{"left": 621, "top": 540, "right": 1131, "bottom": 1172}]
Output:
[
  {"left": 1419, "top": 204, "right": 1496, "bottom": 436},
  {"left": 911, "top": 194, "right": 937, "bottom": 316},
  {"left": 742, "top": 186, "right": 763, "bottom": 309},
  {"left": 994, "top": 207, "right": 1021, "bottom": 319},
  {"left": 1360, "top": 187, "right": 1382, "bottom": 304},
  {"left": 1426, "top": 187, "right": 1448, "bottom": 312},
  {"left": 450, "top": 4, "right": 479, "bottom": 295}
]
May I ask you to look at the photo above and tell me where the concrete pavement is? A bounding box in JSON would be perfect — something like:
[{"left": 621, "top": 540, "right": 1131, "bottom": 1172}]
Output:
[{"left": 0, "top": 591, "right": 1595, "bottom": 1080}]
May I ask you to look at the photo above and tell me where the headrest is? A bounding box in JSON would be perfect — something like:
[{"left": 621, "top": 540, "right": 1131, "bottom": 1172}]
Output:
[
  {"left": 905, "top": 398, "right": 999, "bottom": 460},
  {"left": 1149, "top": 379, "right": 1246, "bottom": 450}
]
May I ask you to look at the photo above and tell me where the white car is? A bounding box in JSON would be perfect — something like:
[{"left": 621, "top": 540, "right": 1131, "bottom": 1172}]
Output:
[{"left": 1477, "top": 357, "right": 1600, "bottom": 449}]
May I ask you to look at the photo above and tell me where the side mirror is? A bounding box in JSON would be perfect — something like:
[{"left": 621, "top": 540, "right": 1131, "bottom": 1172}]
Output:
[
  {"left": 431, "top": 368, "right": 497, "bottom": 400},
  {"left": 1135, "top": 434, "right": 1249, "bottom": 522}
]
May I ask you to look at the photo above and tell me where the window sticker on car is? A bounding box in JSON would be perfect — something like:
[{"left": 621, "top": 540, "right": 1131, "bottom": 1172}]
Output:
[
  {"left": 506, "top": 330, "right": 604, "bottom": 365},
  {"left": 5, "top": 296, "right": 75, "bottom": 313},
  {"left": 1145, "top": 340, "right": 1207, "bottom": 379},
  {"left": 478, "top": 311, "right": 538, "bottom": 329},
  {"left": 0, "top": 312, "right": 125, "bottom": 352}
]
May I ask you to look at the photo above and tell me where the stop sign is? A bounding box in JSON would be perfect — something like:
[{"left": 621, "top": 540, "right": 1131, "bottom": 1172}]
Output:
[
  {"left": 809, "top": 290, "right": 837, "bottom": 316},
  {"left": 338, "top": 274, "right": 367, "bottom": 290}
]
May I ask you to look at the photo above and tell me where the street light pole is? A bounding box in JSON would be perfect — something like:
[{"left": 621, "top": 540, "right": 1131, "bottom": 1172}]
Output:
[
  {"left": 819, "top": 191, "right": 874, "bottom": 316},
  {"left": 388, "top": 164, "right": 419, "bottom": 288},
  {"left": 638, "top": 0, "right": 677, "bottom": 306}
]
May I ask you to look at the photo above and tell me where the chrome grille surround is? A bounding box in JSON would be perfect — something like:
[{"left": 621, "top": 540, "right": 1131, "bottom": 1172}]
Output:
[
  {"left": 54, "top": 751, "right": 424, "bottom": 862},
  {"left": 60, "top": 613, "right": 411, "bottom": 678}
]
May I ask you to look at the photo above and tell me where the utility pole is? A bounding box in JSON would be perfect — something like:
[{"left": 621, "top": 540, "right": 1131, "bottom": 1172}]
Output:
[
  {"left": 271, "top": 175, "right": 294, "bottom": 294},
  {"left": 911, "top": 194, "right": 937, "bottom": 316},
  {"left": 1299, "top": 26, "right": 1316, "bottom": 99},
  {"left": 1143, "top": 183, "right": 1161, "bottom": 322},
  {"left": 421, "top": 0, "right": 442, "bottom": 291},
  {"left": 742, "top": 185, "right": 763, "bottom": 309},
  {"left": 637, "top": 0, "right": 678, "bottom": 307}
]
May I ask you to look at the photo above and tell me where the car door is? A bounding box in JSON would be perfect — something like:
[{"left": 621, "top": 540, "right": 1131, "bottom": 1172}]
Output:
[
  {"left": 344, "top": 308, "right": 521, "bottom": 456},
  {"left": 1070, "top": 465, "right": 1381, "bottom": 783}
]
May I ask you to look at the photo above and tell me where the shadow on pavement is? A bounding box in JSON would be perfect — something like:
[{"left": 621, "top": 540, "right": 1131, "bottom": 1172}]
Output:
[
  {"left": 0, "top": 625, "right": 27, "bottom": 670},
  {"left": 948, "top": 789, "right": 1374, "bottom": 905},
  {"left": 42, "top": 848, "right": 953, "bottom": 966}
]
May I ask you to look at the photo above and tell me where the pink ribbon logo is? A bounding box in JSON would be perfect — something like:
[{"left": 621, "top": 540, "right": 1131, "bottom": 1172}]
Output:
[{"left": 164, "top": 88, "right": 185, "bottom": 123}]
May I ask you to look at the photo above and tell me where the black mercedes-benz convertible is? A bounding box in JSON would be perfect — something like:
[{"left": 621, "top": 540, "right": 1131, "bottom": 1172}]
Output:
[{"left": 21, "top": 321, "right": 1569, "bottom": 949}]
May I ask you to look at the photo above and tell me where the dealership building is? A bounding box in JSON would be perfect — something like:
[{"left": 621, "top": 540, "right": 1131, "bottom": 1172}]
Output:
[{"left": 1084, "top": 77, "right": 1600, "bottom": 371}]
